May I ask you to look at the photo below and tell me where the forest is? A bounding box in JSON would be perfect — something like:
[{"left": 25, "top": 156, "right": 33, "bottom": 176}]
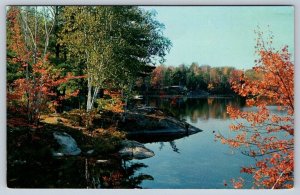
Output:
[
  {"left": 6, "top": 5, "right": 294, "bottom": 189},
  {"left": 7, "top": 5, "right": 172, "bottom": 188},
  {"left": 7, "top": 6, "right": 171, "bottom": 123},
  {"left": 148, "top": 63, "right": 262, "bottom": 95}
]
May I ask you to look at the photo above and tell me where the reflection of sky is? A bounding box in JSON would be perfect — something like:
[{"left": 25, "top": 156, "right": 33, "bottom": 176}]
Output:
[
  {"left": 132, "top": 98, "right": 253, "bottom": 188},
  {"left": 141, "top": 6, "right": 294, "bottom": 69},
  {"left": 132, "top": 98, "right": 293, "bottom": 188},
  {"left": 132, "top": 118, "right": 254, "bottom": 189}
]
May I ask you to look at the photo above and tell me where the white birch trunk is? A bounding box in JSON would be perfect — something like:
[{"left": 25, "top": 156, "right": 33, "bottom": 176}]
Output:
[{"left": 87, "top": 77, "right": 92, "bottom": 112}]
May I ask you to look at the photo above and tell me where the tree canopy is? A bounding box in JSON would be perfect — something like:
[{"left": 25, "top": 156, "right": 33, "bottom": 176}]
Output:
[
  {"left": 7, "top": 5, "right": 171, "bottom": 119},
  {"left": 60, "top": 6, "right": 171, "bottom": 111},
  {"left": 216, "top": 32, "right": 294, "bottom": 189}
]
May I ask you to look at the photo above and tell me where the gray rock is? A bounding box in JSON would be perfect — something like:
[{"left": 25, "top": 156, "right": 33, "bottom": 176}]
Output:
[
  {"left": 119, "top": 140, "right": 155, "bottom": 160},
  {"left": 52, "top": 132, "right": 81, "bottom": 156},
  {"left": 86, "top": 149, "right": 95, "bottom": 155},
  {"left": 96, "top": 159, "right": 108, "bottom": 163},
  {"left": 127, "top": 116, "right": 202, "bottom": 136},
  {"left": 52, "top": 152, "right": 64, "bottom": 157},
  {"left": 126, "top": 107, "right": 203, "bottom": 136}
]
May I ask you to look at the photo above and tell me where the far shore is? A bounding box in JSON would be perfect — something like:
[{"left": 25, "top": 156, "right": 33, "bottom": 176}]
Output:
[{"left": 139, "top": 94, "right": 236, "bottom": 99}]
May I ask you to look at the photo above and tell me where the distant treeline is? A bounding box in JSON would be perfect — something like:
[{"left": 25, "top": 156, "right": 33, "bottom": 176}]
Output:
[{"left": 138, "top": 63, "right": 262, "bottom": 95}]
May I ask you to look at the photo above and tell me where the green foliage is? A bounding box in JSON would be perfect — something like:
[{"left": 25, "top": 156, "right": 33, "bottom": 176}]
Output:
[
  {"left": 97, "top": 95, "right": 116, "bottom": 111},
  {"left": 150, "top": 63, "right": 246, "bottom": 95},
  {"left": 60, "top": 6, "right": 171, "bottom": 112},
  {"left": 7, "top": 5, "right": 171, "bottom": 115},
  {"left": 92, "top": 134, "right": 123, "bottom": 154}
]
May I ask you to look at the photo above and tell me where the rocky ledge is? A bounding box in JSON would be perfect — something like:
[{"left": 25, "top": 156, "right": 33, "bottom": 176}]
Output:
[
  {"left": 118, "top": 140, "right": 155, "bottom": 160},
  {"left": 120, "top": 106, "right": 203, "bottom": 136},
  {"left": 52, "top": 131, "right": 81, "bottom": 157}
]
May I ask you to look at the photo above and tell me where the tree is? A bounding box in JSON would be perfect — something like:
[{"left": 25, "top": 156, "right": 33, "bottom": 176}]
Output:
[
  {"left": 6, "top": 7, "right": 28, "bottom": 85},
  {"left": 150, "top": 65, "right": 165, "bottom": 89},
  {"left": 7, "top": 6, "right": 56, "bottom": 122},
  {"left": 60, "top": 6, "right": 171, "bottom": 114},
  {"left": 7, "top": 6, "right": 81, "bottom": 124},
  {"left": 163, "top": 66, "right": 174, "bottom": 87},
  {"left": 172, "top": 64, "right": 187, "bottom": 86},
  {"left": 216, "top": 33, "right": 294, "bottom": 189}
]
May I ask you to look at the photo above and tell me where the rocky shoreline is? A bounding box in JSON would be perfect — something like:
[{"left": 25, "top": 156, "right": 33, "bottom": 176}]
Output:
[
  {"left": 50, "top": 106, "right": 203, "bottom": 160},
  {"left": 119, "top": 106, "right": 203, "bottom": 137}
]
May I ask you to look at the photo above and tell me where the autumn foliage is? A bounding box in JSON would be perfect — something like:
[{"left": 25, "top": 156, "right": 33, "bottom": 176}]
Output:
[
  {"left": 101, "top": 90, "right": 125, "bottom": 113},
  {"left": 216, "top": 34, "right": 294, "bottom": 189},
  {"left": 7, "top": 7, "right": 82, "bottom": 124},
  {"left": 9, "top": 57, "right": 82, "bottom": 121}
]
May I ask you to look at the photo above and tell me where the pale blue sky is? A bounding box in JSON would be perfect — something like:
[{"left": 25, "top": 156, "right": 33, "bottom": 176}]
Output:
[{"left": 141, "top": 6, "right": 294, "bottom": 69}]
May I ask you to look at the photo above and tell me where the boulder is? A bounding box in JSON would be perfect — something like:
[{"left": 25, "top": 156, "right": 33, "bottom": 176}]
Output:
[
  {"left": 124, "top": 106, "right": 203, "bottom": 136},
  {"left": 96, "top": 159, "right": 109, "bottom": 164},
  {"left": 126, "top": 115, "right": 202, "bottom": 136},
  {"left": 86, "top": 149, "right": 95, "bottom": 156},
  {"left": 52, "top": 132, "right": 81, "bottom": 156},
  {"left": 119, "top": 140, "right": 154, "bottom": 160}
]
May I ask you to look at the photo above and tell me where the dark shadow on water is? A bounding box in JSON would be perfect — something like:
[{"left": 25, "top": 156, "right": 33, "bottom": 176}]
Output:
[
  {"left": 8, "top": 97, "right": 245, "bottom": 188},
  {"left": 7, "top": 155, "right": 153, "bottom": 188},
  {"left": 127, "top": 133, "right": 190, "bottom": 144}
]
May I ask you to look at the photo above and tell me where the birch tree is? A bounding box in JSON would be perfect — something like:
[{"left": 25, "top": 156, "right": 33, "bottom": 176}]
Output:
[
  {"left": 60, "top": 6, "right": 171, "bottom": 115},
  {"left": 7, "top": 6, "right": 58, "bottom": 123}
]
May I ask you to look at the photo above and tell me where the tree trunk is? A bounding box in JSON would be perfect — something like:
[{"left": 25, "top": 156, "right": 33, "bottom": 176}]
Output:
[
  {"left": 86, "top": 79, "right": 92, "bottom": 129},
  {"left": 121, "top": 82, "right": 133, "bottom": 122},
  {"left": 87, "top": 78, "right": 92, "bottom": 112}
]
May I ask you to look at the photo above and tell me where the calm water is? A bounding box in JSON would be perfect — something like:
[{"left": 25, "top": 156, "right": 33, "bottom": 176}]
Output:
[
  {"left": 130, "top": 97, "right": 255, "bottom": 189},
  {"left": 8, "top": 97, "right": 268, "bottom": 188}
]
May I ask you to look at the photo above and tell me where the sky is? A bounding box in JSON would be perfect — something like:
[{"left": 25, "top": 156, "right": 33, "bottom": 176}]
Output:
[{"left": 141, "top": 6, "right": 294, "bottom": 69}]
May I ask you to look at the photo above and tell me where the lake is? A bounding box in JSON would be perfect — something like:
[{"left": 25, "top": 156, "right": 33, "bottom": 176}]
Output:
[
  {"left": 129, "top": 96, "right": 255, "bottom": 189},
  {"left": 7, "top": 96, "right": 262, "bottom": 188}
]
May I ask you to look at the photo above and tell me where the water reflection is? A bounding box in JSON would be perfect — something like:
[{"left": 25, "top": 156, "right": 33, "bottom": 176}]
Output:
[
  {"left": 169, "top": 141, "right": 180, "bottom": 153},
  {"left": 8, "top": 97, "right": 247, "bottom": 189},
  {"left": 8, "top": 156, "right": 153, "bottom": 188},
  {"left": 90, "top": 158, "right": 153, "bottom": 188},
  {"left": 137, "top": 96, "right": 245, "bottom": 122},
  {"left": 127, "top": 97, "right": 253, "bottom": 189},
  {"left": 128, "top": 132, "right": 190, "bottom": 144}
]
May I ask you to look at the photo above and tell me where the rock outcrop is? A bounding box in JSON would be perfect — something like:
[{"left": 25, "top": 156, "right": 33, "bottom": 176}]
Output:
[
  {"left": 122, "top": 106, "right": 203, "bottom": 136},
  {"left": 52, "top": 132, "right": 81, "bottom": 156},
  {"left": 119, "top": 140, "right": 155, "bottom": 160}
]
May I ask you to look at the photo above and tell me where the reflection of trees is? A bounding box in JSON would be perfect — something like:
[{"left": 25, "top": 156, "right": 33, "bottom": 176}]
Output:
[
  {"left": 128, "top": 133, "right": 187, "bottom": 144},
  {"left": 87, "top": 158, "right": 153, "bottom": 188},
  {"left": 151, "top": 140, "right": 180, "bottom": 154},
  {"left": 159, "top": 142, "right": 165, "bottom": 150},
  {"left": 147, "top": 97, "right": 245, "bottom": 122},
  {"left": 8, "top": 156, "right": 89, "bottom": 188},
  {"left": 169, "top": 141, "right": 179, "bottom": 153},
  {"left": 121, "top": 161, "right": 154, "bottom": 188},
  {"left": 8, "top": 156, "right": 153, "bottom": 188}
]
